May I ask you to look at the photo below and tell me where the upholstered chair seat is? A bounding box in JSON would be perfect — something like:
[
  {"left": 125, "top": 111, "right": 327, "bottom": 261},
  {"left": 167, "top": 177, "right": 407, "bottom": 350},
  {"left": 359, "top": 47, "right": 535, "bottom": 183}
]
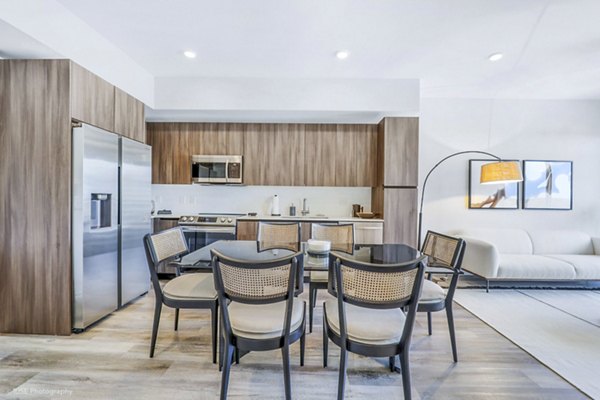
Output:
[
  {"left": 324, "top": 300, "right": 406, "bottom": 345},
  {"left": 418, "top": 280, "right": 446, "bottom": 304},
  {"left": 310, "top": 270, "right": 329, "bottom": 283},
  {"left": 163, "top": 273, "right": 217, "bottom": 301},
  {"left": 228, "top": 298, "right": 305, "bottom": 340}
]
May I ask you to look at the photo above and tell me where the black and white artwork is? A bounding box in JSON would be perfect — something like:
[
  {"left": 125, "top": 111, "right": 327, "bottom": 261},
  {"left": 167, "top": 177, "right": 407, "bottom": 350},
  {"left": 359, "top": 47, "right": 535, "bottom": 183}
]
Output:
[
  {"left": 522, "top": 160, "right": 573, "bottom": 210},
  {"left": 469, "top": 159, "right": 519, "bottom": 209}
]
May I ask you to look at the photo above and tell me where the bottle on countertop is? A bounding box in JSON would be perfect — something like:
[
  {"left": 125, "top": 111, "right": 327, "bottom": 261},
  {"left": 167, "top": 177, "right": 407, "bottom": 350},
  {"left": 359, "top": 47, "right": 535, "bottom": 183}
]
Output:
[{"left": 289, "top": 203, "right": 296, "bottom": 216}]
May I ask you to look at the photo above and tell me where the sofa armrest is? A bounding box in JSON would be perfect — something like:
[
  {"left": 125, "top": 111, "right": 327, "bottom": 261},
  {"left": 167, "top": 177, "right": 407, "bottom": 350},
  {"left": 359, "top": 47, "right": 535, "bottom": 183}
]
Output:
[
  {"left": 459, "top": 237, "right": 500, "bottom": 279},
  {"left": 592, "top": 237, "right": 600, "bottom": 255}
]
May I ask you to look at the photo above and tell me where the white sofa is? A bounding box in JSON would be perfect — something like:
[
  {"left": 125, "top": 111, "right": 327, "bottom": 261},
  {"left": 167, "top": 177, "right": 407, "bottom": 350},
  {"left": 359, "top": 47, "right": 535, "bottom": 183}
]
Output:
[{"left": 447, "top": 229, "right": 600, "bottom": 288}]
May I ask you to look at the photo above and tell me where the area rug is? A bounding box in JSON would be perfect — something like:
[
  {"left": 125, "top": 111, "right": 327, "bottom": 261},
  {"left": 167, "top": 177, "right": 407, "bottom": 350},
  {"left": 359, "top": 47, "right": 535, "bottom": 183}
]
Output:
[{"left": 454, "top": 289, "right": 600, "bottom": 399}]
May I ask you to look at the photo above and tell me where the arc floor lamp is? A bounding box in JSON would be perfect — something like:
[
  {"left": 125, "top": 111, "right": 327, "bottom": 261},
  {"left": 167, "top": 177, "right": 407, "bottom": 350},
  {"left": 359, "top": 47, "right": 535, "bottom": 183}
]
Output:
[{"left": 418, "top": 151, "right": 523, "bottom": 249}]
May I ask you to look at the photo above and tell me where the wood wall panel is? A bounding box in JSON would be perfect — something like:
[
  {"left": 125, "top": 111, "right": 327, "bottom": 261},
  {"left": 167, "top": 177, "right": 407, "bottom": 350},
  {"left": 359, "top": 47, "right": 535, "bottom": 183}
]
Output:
[
  {"left": 70, "top": 61, "right": 115, "bottom": 132},
  {"left": 382, "top": 188, "right": 418, "bottom": 247},
  {"left": 356, "top": 125, "right": 378, "bottom": 187},
  {"left": 114, "top": 87, "right": 145, "bottom": 143},
  {"left": 0, "top": 60, "right": 72, "bottom": 335}
]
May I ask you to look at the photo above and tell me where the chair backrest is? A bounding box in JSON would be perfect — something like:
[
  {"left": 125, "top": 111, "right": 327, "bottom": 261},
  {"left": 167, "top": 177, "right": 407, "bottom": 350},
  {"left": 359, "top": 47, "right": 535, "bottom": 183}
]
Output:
[
  {"left": 211, "top": 249, "right": 300, "bottom": 341},
  {"left": 329, "top": 253, "right": 425, "bottom": 348},
  {"left": 421, "top": 231, "right": 465, "bottom": 270},
  {"left": 311, "top": 223, "right": 354, "bottom": 253},
  {"left": 143, "top": 228, "right": 189, "bottom": 300},
  {"left": 257, "top": 222, "right": 301, "bottom": 251}
]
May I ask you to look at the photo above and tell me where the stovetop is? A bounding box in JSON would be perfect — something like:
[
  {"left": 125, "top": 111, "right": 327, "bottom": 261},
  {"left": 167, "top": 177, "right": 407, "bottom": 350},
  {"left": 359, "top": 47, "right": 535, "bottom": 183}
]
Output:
[{"left": 178, "top": 213, "right": 244, "bottom": 226}]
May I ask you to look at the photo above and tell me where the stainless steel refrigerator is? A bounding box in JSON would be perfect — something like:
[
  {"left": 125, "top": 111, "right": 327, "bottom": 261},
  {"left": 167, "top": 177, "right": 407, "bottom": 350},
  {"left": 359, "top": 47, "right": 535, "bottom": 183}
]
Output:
[{"left": 72, "top": 123, "right": 151, "bottom": 331}]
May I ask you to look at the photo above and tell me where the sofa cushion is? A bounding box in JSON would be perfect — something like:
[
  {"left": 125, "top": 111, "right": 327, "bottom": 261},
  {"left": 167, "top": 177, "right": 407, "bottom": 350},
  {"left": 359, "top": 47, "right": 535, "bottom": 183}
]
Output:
[
  {"left": 449, "top": 228, "right": 533, "bottom": 255},
  {"left": 544, "top": 255, "right": 600, "bottom": 279},
  {"left": 497, "top": 255, "right": 576, "bottom": 279},
  {"left": 528, "top": 230, "right": 594, "bottom": 255}
]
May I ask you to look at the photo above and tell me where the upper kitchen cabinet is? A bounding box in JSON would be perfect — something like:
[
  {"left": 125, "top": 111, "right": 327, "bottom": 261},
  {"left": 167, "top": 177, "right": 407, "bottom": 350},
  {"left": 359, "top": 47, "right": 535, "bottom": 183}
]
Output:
[
  {"left": 377, "top": 117, "right": 419, "bottom": 187},
  {"left": 186, "top": 123, "right": 245, "bottom": 156},
  {"left": 335, "top": 124, "right": 377, "bottom": 187},
  {"left": 146, "top": 123, "right": 190, "bottom": 184},
  {"left": 305, "top": 124, "right": 337, "bottom": 186},
  {"left": 70, "top": 62, "right": 115, "bottom": 132},
  {"left": 114, "top": 88, "right": 146, "bottom": 143}
]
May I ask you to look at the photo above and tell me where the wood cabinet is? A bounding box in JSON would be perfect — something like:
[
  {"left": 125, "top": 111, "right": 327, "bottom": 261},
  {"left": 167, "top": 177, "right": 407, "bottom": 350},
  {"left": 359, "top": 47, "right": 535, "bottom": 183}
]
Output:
[
  {"left": 336, "top": 125, "right": 378, "bottom": 187},
  {"left": 372, "top": 187, "right": 418, "bottom": 247},
  {"left": 153, "top": 217, "right": 179, "bottom": 233},
  {"left": 114, "top": 87, "right": 145, "bottom": 143},
  {"left": 377, "top": 117, "right": 419, "bottom": 187},
  {"left": 0, "top": 60, "right": 73, "bottom": 335},
  {"left": 236, "top": 221, "right": 258, "bottom": 240},
  {"left": 146, "top": 122, "right": 379, "bottom": 187},
  {"left": 70, "top": 62, "right": 115, "bottom": 132},
  {"left": 244, "top": 124, "right": 305, "bottom": 186},
  {"left": 147, "top": 123, "right": 190, "bottom": 184},
  {"left": 305, "top": 125, "right": 337, "bottom": 186},
  {"left": 353, "top": 222, "right": 384, "bottom": 244}
]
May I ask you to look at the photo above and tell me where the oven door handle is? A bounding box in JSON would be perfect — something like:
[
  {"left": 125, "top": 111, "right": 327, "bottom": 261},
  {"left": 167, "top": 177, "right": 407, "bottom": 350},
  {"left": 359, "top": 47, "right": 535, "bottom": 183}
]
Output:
[{"left": 179, "top": 226, "right": 236, "bottom": 234}]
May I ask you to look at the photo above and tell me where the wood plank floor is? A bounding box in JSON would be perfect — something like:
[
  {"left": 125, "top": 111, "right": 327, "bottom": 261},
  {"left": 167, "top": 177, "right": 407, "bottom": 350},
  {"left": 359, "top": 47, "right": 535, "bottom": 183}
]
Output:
[{"left": 0, "top": 284, "right": 587, "bottom": 399}]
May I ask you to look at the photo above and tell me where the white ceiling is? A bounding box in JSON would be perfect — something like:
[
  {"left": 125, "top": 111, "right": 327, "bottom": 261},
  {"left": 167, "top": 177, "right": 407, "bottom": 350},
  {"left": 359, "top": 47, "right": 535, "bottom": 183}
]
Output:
[
  {"left": 0, "top": 19, "right": 60, "bottom": 59},
  {"left": 51, "top": 0, "right": 600, "bottom": 99}
]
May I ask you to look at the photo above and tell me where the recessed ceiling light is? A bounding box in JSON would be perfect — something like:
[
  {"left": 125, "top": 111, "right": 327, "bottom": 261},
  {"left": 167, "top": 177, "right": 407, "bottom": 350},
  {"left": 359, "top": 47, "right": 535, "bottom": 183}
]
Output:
[
  {"left": 488, "top": 52, "right": 503, "bottom": 62},
  {"left": 336, "top": 50, "right": 350, "bottom": 60},
  {"left": 183, "top": 50, "right": 196, "bottom": 59}
]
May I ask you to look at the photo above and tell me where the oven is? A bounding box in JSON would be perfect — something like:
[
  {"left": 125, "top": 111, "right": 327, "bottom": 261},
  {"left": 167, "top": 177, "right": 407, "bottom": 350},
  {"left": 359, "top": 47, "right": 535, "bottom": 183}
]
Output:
[
  {"left": 191, "top": 155, "right": 243, "bottom": 184},
  {"left": 178, "top": 214, "right": 241, "bottom": 252}
]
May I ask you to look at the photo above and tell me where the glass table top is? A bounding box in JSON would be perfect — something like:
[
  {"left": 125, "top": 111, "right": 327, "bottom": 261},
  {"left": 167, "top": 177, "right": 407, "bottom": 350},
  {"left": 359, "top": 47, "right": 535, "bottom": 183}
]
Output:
[{"left": 180, "top": 241, "right": 422, "bottom": 270}]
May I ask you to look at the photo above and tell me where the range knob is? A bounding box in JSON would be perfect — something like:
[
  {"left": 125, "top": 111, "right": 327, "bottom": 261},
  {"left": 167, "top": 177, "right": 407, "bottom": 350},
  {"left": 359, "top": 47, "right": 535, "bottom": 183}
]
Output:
[
  {"left": 227, "top": 218, "right": 233, "bottom": 223},
  {"left": 182, "top": 216, "right": 189, "bottom": 222},
  {"left": 220, "top": 217, "right": 226, "bottom": 223}
]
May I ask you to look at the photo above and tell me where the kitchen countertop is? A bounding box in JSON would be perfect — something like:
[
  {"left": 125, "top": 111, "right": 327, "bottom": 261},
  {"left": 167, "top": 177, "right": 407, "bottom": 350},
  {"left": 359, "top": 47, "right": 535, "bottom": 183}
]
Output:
[
  {"left": 152, "top": 214, "right": 383, "bottom": 222},
  {"left": 237, "top": 215, "right": 384, "bottom": 223}
]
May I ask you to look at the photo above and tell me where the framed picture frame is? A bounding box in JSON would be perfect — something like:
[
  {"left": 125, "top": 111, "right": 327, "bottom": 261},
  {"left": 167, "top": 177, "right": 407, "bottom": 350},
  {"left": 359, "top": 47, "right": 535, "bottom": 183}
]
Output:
[
  {"left": 522, "top": 160, "right": 573, "bottom": 210},
  {"left": 469, "top": 159, "right": 519, "bottom": 209}
]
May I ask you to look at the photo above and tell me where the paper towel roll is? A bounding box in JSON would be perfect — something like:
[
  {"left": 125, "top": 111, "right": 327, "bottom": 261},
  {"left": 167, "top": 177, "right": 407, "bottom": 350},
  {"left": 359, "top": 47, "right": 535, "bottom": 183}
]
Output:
[{"left": 271, "top": 195, "right": 280, "bottom": 216}]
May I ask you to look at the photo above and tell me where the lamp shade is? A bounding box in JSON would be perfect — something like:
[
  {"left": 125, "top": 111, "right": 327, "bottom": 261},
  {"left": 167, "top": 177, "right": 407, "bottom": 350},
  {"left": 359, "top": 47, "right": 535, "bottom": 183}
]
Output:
[{"left": 480, "top": 161, "right": 523, "bottom": 184}]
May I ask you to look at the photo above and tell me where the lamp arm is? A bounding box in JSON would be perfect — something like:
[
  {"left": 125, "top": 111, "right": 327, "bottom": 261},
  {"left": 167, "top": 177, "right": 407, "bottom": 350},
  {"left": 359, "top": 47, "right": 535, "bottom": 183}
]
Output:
[{"left": 417, "top": 150, "right": 501, "bottom": 249}]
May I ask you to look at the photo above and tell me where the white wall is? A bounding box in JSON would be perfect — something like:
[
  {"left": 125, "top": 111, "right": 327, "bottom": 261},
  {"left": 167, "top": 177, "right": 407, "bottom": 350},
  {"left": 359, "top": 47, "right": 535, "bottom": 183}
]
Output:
[
  {"left": 152, "top": 185, "right": 372, "bottom": 218},
  {"left": 419, "top": 98, "right": 600, "bottom": 236}
]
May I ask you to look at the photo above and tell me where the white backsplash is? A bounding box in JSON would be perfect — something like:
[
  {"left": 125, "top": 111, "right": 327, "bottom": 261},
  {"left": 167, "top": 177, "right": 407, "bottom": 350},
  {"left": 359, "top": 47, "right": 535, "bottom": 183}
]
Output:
[{"left": 152, "top": 185, "right": 372, "bottom": 217}]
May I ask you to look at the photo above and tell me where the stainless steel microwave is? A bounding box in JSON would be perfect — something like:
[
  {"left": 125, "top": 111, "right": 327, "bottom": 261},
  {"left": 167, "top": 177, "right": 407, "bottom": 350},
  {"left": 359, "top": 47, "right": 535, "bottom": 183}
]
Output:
[{"left": 191, "top": 155, "right": 243, "bottom": 184}]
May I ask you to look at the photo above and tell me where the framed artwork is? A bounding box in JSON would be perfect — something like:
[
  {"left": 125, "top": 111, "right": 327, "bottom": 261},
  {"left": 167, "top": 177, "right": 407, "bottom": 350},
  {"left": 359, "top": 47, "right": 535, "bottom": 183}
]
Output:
[
  {"left": 522, "top": 160, "right": 573, "bottom": 210},
  {"left": 469, "top": 159, "right": 519, "bottom": 209}
]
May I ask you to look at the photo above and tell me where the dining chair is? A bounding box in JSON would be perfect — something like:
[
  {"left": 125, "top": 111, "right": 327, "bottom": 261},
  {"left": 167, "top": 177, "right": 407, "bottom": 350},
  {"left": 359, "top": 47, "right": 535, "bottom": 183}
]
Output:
[
  {"left": 418, "top": 231, "right": 466, "bottom": 362},
  {"left": 143, "top": 228, "right": 218, "bottom": 363},
  {"left": 211, "top": 249, "right": 306, "bottom": 400},
  {"left": 309, "top": 223, "right": 354, "bottom": 333},
  {"left": 257, "top": 221, "right": 301, "bottom": 251},
  {"left": 323, "top": 253, "right": 425, "bottom": 400}
]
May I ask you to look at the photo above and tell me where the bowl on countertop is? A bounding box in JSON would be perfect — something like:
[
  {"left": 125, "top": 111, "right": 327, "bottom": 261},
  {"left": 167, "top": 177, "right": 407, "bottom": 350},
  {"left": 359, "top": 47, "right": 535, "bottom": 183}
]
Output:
[{"left": 357, "top": 212, "right": 375, "bottom": 219}]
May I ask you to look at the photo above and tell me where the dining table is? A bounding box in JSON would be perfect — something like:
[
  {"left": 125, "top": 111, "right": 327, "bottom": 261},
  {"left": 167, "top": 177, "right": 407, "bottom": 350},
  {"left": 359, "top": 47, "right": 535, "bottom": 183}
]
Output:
[{"left": 179, "top": 240, "right": 424, "bottom": 271}]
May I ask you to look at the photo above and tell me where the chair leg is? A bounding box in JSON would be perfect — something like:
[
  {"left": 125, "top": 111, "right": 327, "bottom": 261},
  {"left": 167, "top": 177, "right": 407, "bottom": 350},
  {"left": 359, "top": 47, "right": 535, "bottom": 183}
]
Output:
[
  {"left": 446, "top": 305, "right": 458, "bottom": 363},
  {"left": 211, "top": 304, "right": 218, "bottom": 364},
  {"left": 282, "top": 345, "right": 292, "bottom": 400},
  {"left": 309, "top": 285, "right": 315, "bottom": 333},
  {"left": 389, "top": 356, "right": 395, "bottom": 372},
  {"left": 337, "top": 349, "right": 347, "bottom": 400},
  {"left": 427, "top": 312, "right": 432, "bottom": 336},
  {"left": 220, "top": 343, "right": 234, "bottom": 400},
  {"left": 323, "top": 317, "right": 328, "bottom": 368},
  {"left": 174, "top": 308, "right": 179, "bottom": 331},
  {"left": 235, "top": 346, "right": 240, "bottom": 364},
  {"left": 399, "top": 351, "right": 412, "bottom": 400},
  {"left": 300, "top": 327, "right": 306, "bottom": 367},
  {"left": 218, "top": 328, "right": 224, "bottom": 372},
  {"left": 150, "top": 301, "right": 162, "bottom": 358}
]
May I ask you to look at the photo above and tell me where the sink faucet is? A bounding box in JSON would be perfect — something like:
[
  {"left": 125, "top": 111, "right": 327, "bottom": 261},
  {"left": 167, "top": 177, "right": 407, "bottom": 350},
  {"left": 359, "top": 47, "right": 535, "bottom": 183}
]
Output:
[{"left": 301, "top": 198, "right": 310, "bottom": 216}]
